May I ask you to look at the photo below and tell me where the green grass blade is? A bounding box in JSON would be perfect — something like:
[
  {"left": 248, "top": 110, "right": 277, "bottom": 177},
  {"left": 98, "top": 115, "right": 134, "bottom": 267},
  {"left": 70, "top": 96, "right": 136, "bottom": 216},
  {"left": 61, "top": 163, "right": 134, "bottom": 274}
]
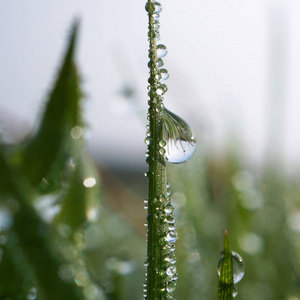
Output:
[
  {"left": 17, "top": 22, "right": 83, "bottom": 187},
  {"left": 0, "top": 147, "right": 84, "bottom": 300},
  {"left": 217, "top": 231, "right": 234, "bottom": 300},
  {"left": 55, "top": 155, "right": 101, "bottom": 233}
]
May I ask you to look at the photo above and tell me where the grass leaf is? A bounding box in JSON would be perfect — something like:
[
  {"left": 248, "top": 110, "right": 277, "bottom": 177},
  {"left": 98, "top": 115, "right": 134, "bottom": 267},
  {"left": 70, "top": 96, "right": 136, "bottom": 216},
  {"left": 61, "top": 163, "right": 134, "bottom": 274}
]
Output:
[
  {"left": 217, "top": 230, "right": 234, "bottom": 300},
  {"left": 15, "top": 22, "right": 83, "bottom": 187}
]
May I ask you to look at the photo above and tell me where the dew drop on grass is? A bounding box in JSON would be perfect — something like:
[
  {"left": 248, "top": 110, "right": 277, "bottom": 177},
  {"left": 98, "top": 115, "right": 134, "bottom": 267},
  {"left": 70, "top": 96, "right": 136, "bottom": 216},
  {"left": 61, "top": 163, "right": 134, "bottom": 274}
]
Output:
[
  {"left": 166, "top": 231, "right": 178, "bottom": 243},
  {"left": 154, "top": 2, "right": 162, "bottom": 13},
  {"left": 157, "top": 44, "right": 168, "bottom": 58},
  {"left": 162, "top": 108, "right": 196, "bottom": 164},
  {"left": 160, "top": 69, "right": 169, "bottom": 80},
  {"left": 217, "top": 251, "right": 245, "bottom": 284},
  {"left": 145, "top": 2, "right": 155, "bottom": 13},
  {"left": 166, "top": 265, "right": 177, "bottom": 277},
  {"left": 166, "top": 280, "right": 176, "bottom": 292},
  {"left": 157, "top": 58, "right": 164, "bottom": 67},
  {"left": 233, "top": 286, "right": 238, "bottom": 297}
]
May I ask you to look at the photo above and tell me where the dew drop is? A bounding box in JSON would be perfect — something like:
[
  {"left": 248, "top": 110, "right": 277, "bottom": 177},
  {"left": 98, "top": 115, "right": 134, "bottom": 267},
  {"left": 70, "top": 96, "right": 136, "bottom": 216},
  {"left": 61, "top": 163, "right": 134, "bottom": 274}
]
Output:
[
  {"left": 217, "top": 251, "right": 245, "bottom": 284},
  {"left": 145, "top": 2, "right": 155, "bottom": 13},
  {"left": 159, "top": 148, "right": 166, "bottom": 155},
  {"left": 154, "top": 2, "right": 162, "bottom": 13},
  {"left": 157, "top": 44, "right": 168, "bottom": 58},
  {"left": 83, "top": 177, "right": 96, "bottom": 188},
  {"left": 144, "top": 137, "right": 151, "bottom": 145},
  {"left": 159, "top": 140, "right": 166, "bottom": 147},
  {"left": 233, "top": 286, "right": 238, "bottom": 298},
  {"left": 160, "top": 69, "right": 169, "bottom": 80},
  {"left": 166, "top": 231, "right": 178, "bottom": 243},
  {"left": 162, "top": 108, "right": 197, "bottom": 164},
  {"left": 157, "top": 58, "right": 164, "bottom": 67},
  {"left": 166, "top": 280, "right": 176, "bottom": 292},
  {"left": 166, "top": 266, "right": 177, "bottom": 277},
  {"left": 70, "top": 126, "right": 83, "bottom": 140}
]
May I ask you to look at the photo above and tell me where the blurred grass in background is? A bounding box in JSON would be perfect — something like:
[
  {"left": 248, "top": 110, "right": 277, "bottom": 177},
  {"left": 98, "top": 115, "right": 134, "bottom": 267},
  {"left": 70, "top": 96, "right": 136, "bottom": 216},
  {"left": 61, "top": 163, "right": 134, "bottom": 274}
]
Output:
[{"left": 0, "top": 21, "right": 300, "bottom": 300}]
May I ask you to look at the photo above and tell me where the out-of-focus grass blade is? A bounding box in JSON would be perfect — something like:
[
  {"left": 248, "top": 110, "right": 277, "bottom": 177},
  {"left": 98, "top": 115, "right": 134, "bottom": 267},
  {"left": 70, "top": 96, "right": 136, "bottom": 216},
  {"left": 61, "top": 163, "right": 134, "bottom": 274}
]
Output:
[
  {"left": 16, "top": 22, "right": 82, "bottom": 187},
  {"left": 0, "top": 147, "right": 84, "bottom": 300},
  {"left": 55, "top": 155, "right": 101, "bottom": 233},
  {"left": 217, "top": 231, "right": 234, "bottom": 300}
]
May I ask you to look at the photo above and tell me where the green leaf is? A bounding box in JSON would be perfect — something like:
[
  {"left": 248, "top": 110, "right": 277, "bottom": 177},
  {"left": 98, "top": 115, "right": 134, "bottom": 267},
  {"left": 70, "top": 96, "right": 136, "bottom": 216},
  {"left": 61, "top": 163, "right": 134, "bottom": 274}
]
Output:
[
  {"left": 55, "top": 154, "right": 101, "bottom": 233},
  {"left": 15, "top": 22, "right": 83, "bottom": 187},
  {"left": 0, "top": 146, "right": 84, "bottom": 300},
  {"left": 217, "top": 230, "right": 234, "bottom": 300}
]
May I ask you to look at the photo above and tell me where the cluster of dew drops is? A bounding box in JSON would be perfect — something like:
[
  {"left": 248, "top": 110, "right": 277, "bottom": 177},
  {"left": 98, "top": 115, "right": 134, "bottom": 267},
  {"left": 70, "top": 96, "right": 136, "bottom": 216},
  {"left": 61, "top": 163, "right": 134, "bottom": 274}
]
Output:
[
  {"left": 143, "top": 2, "right": 198, "bottom": 299},
  {"left": 217, "top": 251, "right": 245, "bottom": 298},
  {"left": 144, "top": 1, "right": 197, "bottom": 165},
  {"left": 143, "top": 184, "right": 178, "bottom": 299}
]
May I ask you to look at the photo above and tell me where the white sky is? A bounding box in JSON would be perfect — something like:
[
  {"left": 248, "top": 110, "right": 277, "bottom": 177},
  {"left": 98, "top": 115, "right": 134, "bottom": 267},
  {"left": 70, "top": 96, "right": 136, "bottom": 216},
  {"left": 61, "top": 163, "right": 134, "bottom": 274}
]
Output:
[{"left": 1, "top": 0, "right": 300, "bottom": 172}]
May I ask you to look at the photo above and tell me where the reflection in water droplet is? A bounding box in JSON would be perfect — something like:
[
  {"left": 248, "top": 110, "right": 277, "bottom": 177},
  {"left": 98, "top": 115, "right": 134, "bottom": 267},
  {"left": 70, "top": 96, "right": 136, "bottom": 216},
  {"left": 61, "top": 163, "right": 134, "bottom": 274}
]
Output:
[
  {"left": 217, "top": 251, "right": 245, "bottom": 284},
  {"left": 157, "top": 44, "right": 168, "bottom": 58},
  {"left": 70, "top": 126, "right": 83, "bottom": 140},
  {"left": 83, "top": 177, "right": 96, "bottom": 188},
  {"left": 162, "top": 108, "right": 196, "bottom": 164}
]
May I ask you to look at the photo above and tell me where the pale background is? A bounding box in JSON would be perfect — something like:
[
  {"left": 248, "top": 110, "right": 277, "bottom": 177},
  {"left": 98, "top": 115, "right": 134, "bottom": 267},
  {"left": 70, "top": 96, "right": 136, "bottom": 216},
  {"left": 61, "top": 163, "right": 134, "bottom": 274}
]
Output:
[{"left": 1, "top": 0, "right": 300, "bottom": 172}]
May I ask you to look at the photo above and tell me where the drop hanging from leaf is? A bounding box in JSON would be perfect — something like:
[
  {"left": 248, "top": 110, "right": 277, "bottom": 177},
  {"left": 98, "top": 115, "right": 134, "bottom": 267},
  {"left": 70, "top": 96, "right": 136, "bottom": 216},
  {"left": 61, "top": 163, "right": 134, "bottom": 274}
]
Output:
[
  {"left": 218, "top": 251, "right": 245, "bottom": 284},
  {"left": 161, "top": 108, "right": 196, "bottom": 164}
]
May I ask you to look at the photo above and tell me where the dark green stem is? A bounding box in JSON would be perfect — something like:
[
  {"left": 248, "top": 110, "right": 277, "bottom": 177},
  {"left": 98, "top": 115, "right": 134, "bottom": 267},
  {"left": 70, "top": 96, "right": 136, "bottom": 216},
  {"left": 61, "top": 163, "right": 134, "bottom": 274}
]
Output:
[{"left": 146, "top": 1, "right": 168, "bottom": 299}]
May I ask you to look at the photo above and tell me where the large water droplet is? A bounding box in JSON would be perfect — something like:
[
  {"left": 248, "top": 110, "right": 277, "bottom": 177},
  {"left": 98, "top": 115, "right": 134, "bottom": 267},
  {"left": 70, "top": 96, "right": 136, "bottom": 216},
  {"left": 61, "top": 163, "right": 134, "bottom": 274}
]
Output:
[
  {"left": 157, "top": 58, "right": 164, "bottom": 67},
  {"left": 154, "top": 2, "right": 162, "bottom": 13},
  {"left": 217, "top": 251, "right": 245, "bottom": 284},
  {"left": 157, "top": 44, "right": 168, "bottom": 58},
  {"left": 162, "top": 108, "right": 196, "bottom": 164}
]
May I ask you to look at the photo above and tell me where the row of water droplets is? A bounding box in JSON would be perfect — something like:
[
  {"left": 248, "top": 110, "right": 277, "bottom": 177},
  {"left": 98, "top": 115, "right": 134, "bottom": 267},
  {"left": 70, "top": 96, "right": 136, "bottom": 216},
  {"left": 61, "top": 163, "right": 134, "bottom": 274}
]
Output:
[
  {"left": 144, "top": 1, "right": 197, "bottom": 165},
  {"left": 143, "top": 184, "right": 178, "bottom": 299},
  {"left": 217, "top": 251, "right": 245, "bottom": 298}
]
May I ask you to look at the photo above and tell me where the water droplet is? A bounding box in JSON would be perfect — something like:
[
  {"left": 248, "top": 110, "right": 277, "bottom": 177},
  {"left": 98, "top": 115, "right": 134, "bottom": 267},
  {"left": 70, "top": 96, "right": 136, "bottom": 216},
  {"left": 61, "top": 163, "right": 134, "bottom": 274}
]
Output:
[
  {"left": 160, "top": 69, "right": 169, "bottom": 80},
  {"left": 166, "top": 266, "right": 177, "bottom": 277},
  {"left": 162, "top": 108, "right": 197, "bottom": 164},
  {"left": 70, "top": 126, "right": 83, "bottom": 140},
  {"left": 83, "top": 177, "right": 96, "bottom": 188},
  {"left": 159, "top": 140, "right": 167, "bottom": 147},
  {"left": 145, "top": 2, "right": 155, "bottom": 13},
  {"left": 166, "top": 231, "right": 178, "bottom": 243},
  {"left": 157, "top": 44, "right": 168, "bottom": 58},
  {"left": 144, "top": 137, "right": 151, "bottom": 145},
  {"left": 159, "top": 148, "right": 166, "bottom": 155},
  {"left": 154, "top": 2, "right": 162, "bottom": 13},
  {"left": 157, "top": 58, "right": 164, "bottom": 67},
  {"left": 27, "top": 286, "right": 37, "bottom": 300},
  {"left": 233, "top": 286, "right": 238, "bottom": 297},
  {"left": 166, "top": 280, "right": 176, "bottom": 292},
  {"left": 217, "top": 251, "right": 245, "bottom": 284}
]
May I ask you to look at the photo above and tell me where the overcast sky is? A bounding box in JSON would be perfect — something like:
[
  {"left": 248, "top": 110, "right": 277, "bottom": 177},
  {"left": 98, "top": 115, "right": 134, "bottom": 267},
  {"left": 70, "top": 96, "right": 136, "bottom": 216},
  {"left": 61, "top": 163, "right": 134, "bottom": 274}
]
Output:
[{"left": 1, "top": 0, "right": 300, "bottom": 171}]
